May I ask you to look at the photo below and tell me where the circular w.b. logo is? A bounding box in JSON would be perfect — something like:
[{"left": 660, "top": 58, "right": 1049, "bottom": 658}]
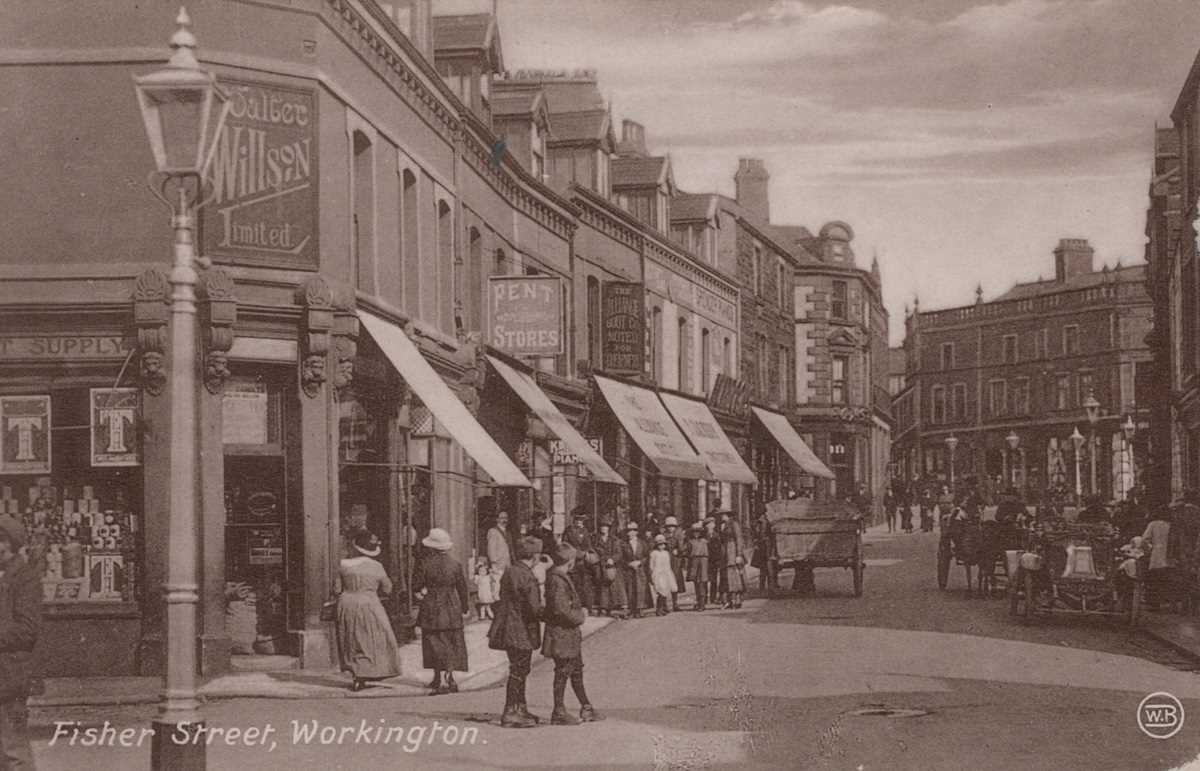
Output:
[{"left": 1138, "top": 692, "right": 1185, "bottom": 740}]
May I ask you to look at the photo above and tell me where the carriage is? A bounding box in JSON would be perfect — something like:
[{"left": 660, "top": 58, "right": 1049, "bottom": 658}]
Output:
[
  {"left": 1007, "top": 519, "right": 1143, "bottom": 626},
  {"left": 937, "top": 506, "right": 1024, "bottom": 595},
  {"left": 763, "top": 498, "right": 865, "bottom": 597}
]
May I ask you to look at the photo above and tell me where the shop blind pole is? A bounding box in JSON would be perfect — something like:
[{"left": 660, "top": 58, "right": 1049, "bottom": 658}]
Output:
[{"left": 133, "top": 9, "right": 232, "bottom": 769}]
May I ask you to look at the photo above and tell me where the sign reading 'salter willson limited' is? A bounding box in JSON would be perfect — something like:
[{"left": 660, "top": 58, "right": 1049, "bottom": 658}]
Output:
[
  {"left": 488, "top": 276, "right": 564, "bottom": 357},
  {"left": 203, "top": 80, "right": 318, "bottom": 270},
  {"left": 601, "top": 281, "right": 644, "bottom": 375}
]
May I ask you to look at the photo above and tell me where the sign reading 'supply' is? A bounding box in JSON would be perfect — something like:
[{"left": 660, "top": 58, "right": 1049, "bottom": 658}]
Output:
[
  {"left": 202, "top": 80, "right": 318, "bottom": 270},
  {"left": 488, "top": 276, "right": 564, "bottom": 356}
]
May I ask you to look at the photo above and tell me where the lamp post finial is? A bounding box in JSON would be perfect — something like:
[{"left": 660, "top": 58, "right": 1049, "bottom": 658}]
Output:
[{"left": 167, "top": 6, "right": 199, "bottom": 70}]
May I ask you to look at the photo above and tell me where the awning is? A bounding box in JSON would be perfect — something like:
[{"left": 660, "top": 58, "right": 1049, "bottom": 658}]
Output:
[
  {"left": 593, "top": 375, "right": 710, "bottom": 480},
  {"left": 358, "top": 310, "right": 530, "bottom": 487},
  {"left": 487, "top": 356, "right": 625, "bottom": 486},
  {"left": 660, "top": 393, "right": 757, "bottom": 484},
  {"left": 751, "top": 406, "right": 835, "bottom": 480}
]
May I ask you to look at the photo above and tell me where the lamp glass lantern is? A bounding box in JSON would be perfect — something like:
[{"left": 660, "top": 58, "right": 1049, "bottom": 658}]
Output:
[
  {"left": 944, "top": 435, "right": 959, "bottom": 453},
  {"left": 1122, "top": 415, "right": 1136, "bottom": 442},
  {"left": 1070, "top": 426, "right": 1084, "bottom": 451},
  {"left": 1083, "top": 391, "right": 1101, "bottom": 426},
  {"left": 133, "top": 9, "right": 229, "bottom": 178},
  {"left": 1005, "top": 431, "right": 1020, "bottom": 450}
]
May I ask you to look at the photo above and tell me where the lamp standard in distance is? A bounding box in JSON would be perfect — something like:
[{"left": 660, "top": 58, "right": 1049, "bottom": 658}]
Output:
[
  {"left": 1122, "top": 414, "right": 1137, "bottom": 501},
  {"left": 133, "top": 8, "right": 230, "bottom": 770},
  {"left": 944, "top": 434, "right": 958, "bottom": 488},
  {"left": 1083, "top": 391, "right": 1101, "bottom": 497},
  {"left": 1005, "top": 431, "right": 1019, "bottom": 491},
  {"left": 1070, "top": 426, "right": 1085, "bottom": 500}
]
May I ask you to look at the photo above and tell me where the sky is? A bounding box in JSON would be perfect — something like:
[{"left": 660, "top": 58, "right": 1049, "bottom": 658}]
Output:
[{"left": 435, "top": 0, "right": 1200, "bottom": 344}]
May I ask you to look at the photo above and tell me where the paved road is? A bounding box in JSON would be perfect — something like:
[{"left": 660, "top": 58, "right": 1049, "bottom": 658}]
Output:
[{"left": 31, "top": 526, "right": 1200, "bottom": 769}]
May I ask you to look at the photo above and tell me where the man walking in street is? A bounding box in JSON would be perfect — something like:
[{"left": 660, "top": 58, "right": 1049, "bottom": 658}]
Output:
[
  {"left": 488, "top": 535, "right": 544, "bottom": 728},
  {"left": 0, "top": 514, "right": 40, "bottom": 768},
  {"left": 562, "top": 510, "right": 596, "bottom": 614}
]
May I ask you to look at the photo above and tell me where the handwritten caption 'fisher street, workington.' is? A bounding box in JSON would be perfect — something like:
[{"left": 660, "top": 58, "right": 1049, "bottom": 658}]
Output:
[{"left": 48, "top": 719, "right": 485, "bottom": 754}]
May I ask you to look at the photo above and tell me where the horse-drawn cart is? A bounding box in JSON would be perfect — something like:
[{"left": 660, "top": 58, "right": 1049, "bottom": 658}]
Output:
[
  {"left": 1008, "top": 520, "right": 1143, "bottom": 626},
  {"left": 764, "top": 499, "right": 864, "bottom": 597}
]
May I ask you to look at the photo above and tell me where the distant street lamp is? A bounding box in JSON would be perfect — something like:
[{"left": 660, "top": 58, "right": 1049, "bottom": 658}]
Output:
[
  {"left": 1070, "top": 426, "right": 1085, "bottom": 500},
  {"left": 944, "top": 434, "right": 958, "bottom": 487},
  {"left": 1083, "top": 391, "right": 1101, "bottom": 496},
  {"left": 1122, "top": 414, "right": 1137, "bottom": 500},
  {"left": 1005, "top": 431, "right": 1020, "bottom": 490},
  {"left": 133, "top": 8, "right": 230, "bottom": 770}
]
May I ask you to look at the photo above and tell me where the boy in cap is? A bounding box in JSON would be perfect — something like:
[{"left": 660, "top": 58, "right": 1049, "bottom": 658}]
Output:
[
  {"left": 686, "top": 522, "right": 709, "bottom": 610},
  {"left": 662, "top": 516, "right": 686, "bottom": 611},
  {"left": 542, "top": 544, "right": 604, "bottom": 724},
  {"left": 488, "top": 535, "right": 546, "bottom": 728},
  {"left": 619, "top": 522, "right": 650, "bottom": 618}
]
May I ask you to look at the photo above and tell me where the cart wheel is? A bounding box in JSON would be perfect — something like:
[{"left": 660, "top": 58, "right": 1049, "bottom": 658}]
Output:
[
  {"left": 937, "top": 540, "right": 951, "bottom": 590},
  {"left": 1128, "top": 582, "right": 1141, "bottom": 627},
  {"left": 1021, "top": 570, "right": 1036, "bottom": 625},
  {"left": 853, "top": 561, "right": 864, "bottom": 597},
  {"left": 1008, "top": 569, "right": 1021, "bottom": 616}
]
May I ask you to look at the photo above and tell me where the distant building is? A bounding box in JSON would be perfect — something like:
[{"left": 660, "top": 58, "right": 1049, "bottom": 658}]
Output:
[{"left": 892, "top": 239, "right": 1151, "bottom": 501}]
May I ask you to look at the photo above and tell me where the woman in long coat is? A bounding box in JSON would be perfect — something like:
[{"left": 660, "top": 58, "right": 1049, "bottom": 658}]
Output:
[
  {"left": 723, "top": 522, "right": 746, "bottom": 609},
  {"left": 414, "top": 528, "right": 470, "bottom": 694},
  {"left": 336, "top": 531, "right": 402, "bottom": 692},
  {"left": 592, "top": 521, "right": 626, "bottom": 615}
]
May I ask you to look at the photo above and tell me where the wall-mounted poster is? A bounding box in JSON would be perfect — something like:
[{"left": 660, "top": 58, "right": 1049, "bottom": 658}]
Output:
[
  {"left": 223, "top": 379, "right": 270, "bottom": 446},
  {"left": 0, "top": 395, "right": 51, "bottom": 475},
  {"left": 91, "top": 388, "right": 140, "bottom": 467}
]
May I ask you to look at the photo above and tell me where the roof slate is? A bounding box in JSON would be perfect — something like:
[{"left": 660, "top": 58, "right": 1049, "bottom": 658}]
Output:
[
  {"left": 670, "top": 193, "right": 716, "bottom": 221},
  {"left": 992, "top": 264, "right": 1146, "bottom": 301},
  {"left": 432, "top": 14, "right": 494, "bottom": 50},
  {"left": 546, "top": 110, "right": 608, "bottom": 142},
  {"left": 612, "top": 156, "right": 667, "bottom": 187}
]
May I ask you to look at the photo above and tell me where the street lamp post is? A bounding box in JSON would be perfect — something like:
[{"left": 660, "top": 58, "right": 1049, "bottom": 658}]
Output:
[
  {"left": 1122, "top": 414, "right": 1137, "bottom": 501},
  {"left": 1083, "top": 391, "right": 1100, "bottom": 497},
  {"left": 1070, "top": 426, "right": 1085, "bottom": 501},
  {"left": 1005, "top": 431, "right": 1020, "bottom": 491},
  {"left": 944, "top": 434, "right": 959, "bottom": 489},
  {"left": 133, "top": 9, "right": 230, "bottom": 771}
]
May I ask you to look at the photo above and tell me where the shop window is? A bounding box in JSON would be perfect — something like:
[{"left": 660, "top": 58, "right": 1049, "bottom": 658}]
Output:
[{"left": 9, "top": 388, "right": 143, "bottom": 606}]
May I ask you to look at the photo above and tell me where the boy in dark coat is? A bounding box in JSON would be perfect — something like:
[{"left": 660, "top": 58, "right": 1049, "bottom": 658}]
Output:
[
  {"left": 542, "top": 544, "right": 604, "bottom": 725},
  {"left": 0, "top": 515, "right": 39, "bottom": 768},
  {"left": 562, "top": 511, "right": 596, "bottom": 613},
  {"left": 488, "top": 536, "right": 545, "bottom": 728}
]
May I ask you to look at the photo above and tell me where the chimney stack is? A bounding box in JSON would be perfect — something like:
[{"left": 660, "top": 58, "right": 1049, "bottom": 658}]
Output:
[
  {"left": 734, "top": 158, "right": 769, "bottom": 222},
  {"left": 1053, "top": 238, "right": 1094, "bottom": 282},
  {"left": 618, "top": 119, "right": 647, "bottom": 157}
]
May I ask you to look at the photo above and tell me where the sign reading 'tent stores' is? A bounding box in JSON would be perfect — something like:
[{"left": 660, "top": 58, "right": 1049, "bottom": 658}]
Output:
[{"left": 488, "top": 276, "right": 564, "bottom": 357}]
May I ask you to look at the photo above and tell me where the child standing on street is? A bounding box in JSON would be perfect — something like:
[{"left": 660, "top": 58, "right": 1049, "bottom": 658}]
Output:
[
  {"left": 473, "top": 560, "right": 497, "bottom": 620},
  {"left": 649, "top": 534, "right": 678, "bottom": 616},
  {"left": 686, "top": 522, "right": 709, "bottom": 610},
  {"left": 542, "top": 544, "right": 604, "bottom": 725}
]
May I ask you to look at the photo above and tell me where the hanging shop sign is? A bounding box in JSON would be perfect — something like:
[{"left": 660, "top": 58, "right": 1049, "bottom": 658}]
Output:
[
  {"left": 203, "top": 79, "right": 319, "bottom": 270},
  {"left": 551, "top": 437, "right": 602, "bottom": 466},
  {"left": 90, "top": 388, "right": 140, "bottom": 467},
  {"left": 0, "top": 335, "right": 131, "bottom": 361},
  {"left": 0, "top": 395, "right": 51, "bottom": 475},
  {"left": 601, "top": 281, "right": 644, "bottom": 375},
  {"left": 707, "top": 373, "right": 750, "bottom": 418},
  {"left": 488, "top": 276, "right": 564, "bottom": 357}
]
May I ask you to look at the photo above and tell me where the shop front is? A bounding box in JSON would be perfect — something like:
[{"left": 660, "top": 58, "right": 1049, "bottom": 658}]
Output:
[
  {"left": 659, "top": 392, "right": 757, "bottom": 525},
  {"left": 750, "top": 407, "right": 835, "bottom": 508}
]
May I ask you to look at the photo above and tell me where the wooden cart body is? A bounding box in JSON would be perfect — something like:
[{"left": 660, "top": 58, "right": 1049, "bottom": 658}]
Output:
[{"left": 765, "top": 499, "right": 864, "bottom": 596}]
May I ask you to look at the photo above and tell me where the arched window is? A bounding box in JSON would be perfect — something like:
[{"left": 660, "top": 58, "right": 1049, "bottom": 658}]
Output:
[
  {"left": 651, "top": 307, "right": 663, "bottom": 382},
  {"left": 401, "top": 169, "right": 418, "bottom": 313},
  {"left": 587, "top": 276, "right": 601, "bottom": 362},
  {"left": 723, "top": 336, "right": 733, "bottom": 376},
  {"left": 352, "top": 130, "right": 374, "bottom": 292},
  {"left": 677, "top": 316, "right": 688, "bottom": 391},
  {"left": 463, "top": 226, "right": 482, "bottom": 333},
  {"left": 437, "top": 199, "right": 453, "bottom": 330},
  {"left": 700, "top": 327, "right": 711, "bottom": 392},
  {"left": 493, "top": 247, "right": 508, "bottom": 276}
]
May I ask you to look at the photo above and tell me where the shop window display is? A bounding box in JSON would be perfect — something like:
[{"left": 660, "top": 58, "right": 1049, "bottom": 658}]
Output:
[{"left": 1, "top": 388, "right": 143, "bottom": 606}]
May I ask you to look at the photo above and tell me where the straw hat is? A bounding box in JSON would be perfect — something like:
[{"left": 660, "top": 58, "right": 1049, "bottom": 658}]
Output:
[
  {"left": 626, "top": 521, "right": 639, "bottom": 531},
  {"left": 353, "top": 531, "right": 382, "bottom": 557},
  {"left": 422, "top": 528, "right": 453, "bottom": 551},
  {"left": 664, "top": 516, "right": 678, "bottom": 527}
]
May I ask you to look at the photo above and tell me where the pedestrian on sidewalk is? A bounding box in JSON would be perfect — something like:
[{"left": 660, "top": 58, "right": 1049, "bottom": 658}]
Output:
[
  {"left": 488, "top": 535, "right": 545, "bottom": 728},
  {"left": 593, "top": 520, "right": 626, "bottom": 617},
  {"left": 620, "top": 522, "right": 651, "bottom": 618},
  {"left": 884, "top": 487, "right": 896, "bottom": 533},
  {"left": 335, "top": 530, "right": 403, "bottom": 693},
  {"left": 752, "top": 509, "right": 771, "bottom": 591},
  {"left": 1142, "top": 509, "right": 1176, "bottom": 610},
  {"left": 414, "top": 528, "right": 470, "bottom": 695},
  {"left": 487, "top": 512, "right": 513, "bottom": 579},
  {"left": 563, "top": 510, "right": 596, "bottom": 614},
  {"left": 649, "top": 535, "right": 678, "bottom": 616},
  {"left": 0, "top": 514, "right": 39, "bottom": 769},
  {"left": 542, "top": 543, "right": 604, "bottom": 725},
  {"left": 663, "top": 516, "right": 686, "bottom": 611},
  {"left": 473, "top": 560, "right": 497, "bottom": 621},
  {"left": 722, "top": 516, "right": 746, "bottom": 609},
  {"left": 706, "top": 517, "right": 724, "bottom": 608},
  {"left": 686, "top": 522, "right": 709, "bottom": 610}
]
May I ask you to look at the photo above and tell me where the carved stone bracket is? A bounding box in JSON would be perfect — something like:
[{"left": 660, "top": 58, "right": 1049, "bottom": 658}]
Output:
[
  {"left": 456, "top": 332, "right": 485, "bottom": 417},
  {"left": 198, "top": 268, "right": 237, "bottom": 394},
  {"left": 298, "top": 277, "right": 334, "bottom": 398},
  {"left": 132, "top": 268, "right": 170, "bottom": 396},
  {"left": 330, "top": 282, "right": 359, "bottom": 397}
]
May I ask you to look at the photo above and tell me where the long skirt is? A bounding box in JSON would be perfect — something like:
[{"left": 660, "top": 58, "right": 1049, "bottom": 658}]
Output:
[
  {"left": 595, "top": 566, "right": 626, "bottom": 610},
  {"left": 726, "top": 564, "right": 746, "bottom": 594},
  {"left": 336, "top": 592, "right": 402, "bottom": 679},
  {"left": 421, "top": 628, "right": 468, "bottom": 672}
]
